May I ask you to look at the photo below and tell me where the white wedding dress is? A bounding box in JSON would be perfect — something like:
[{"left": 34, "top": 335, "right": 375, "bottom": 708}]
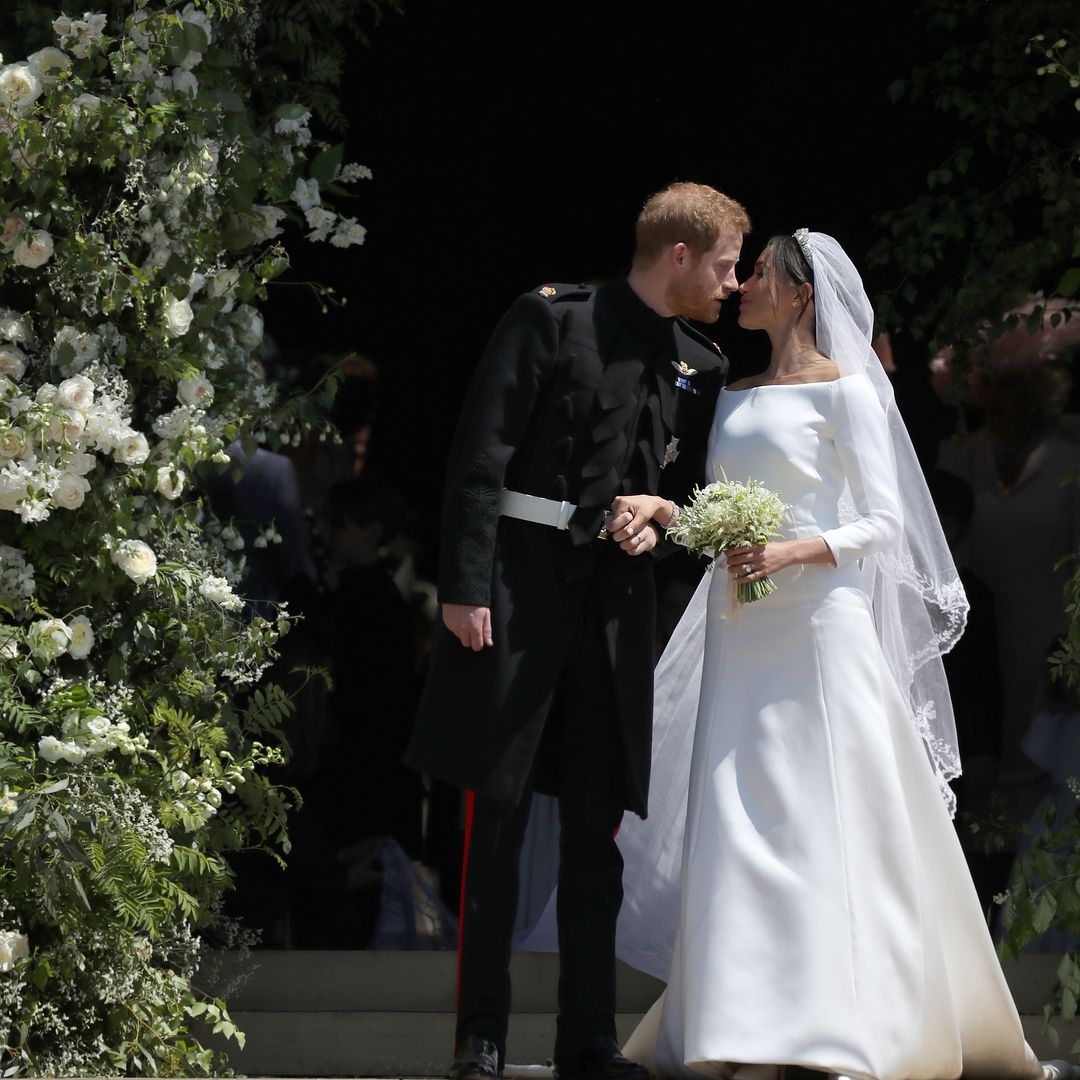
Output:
[{"left": 617, "top": 378, "right": 1043, "bottom": 1080}]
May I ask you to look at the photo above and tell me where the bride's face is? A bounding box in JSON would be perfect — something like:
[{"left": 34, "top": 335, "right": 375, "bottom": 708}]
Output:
[{"left": 737, "top": 249, "right": 792, "bottom": 331}]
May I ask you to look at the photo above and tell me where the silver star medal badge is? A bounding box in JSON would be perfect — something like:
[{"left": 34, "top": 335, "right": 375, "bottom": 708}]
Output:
[
  {"left": 661, "top": 436, "right": 680, "bottom": 468},
  {"left": 672, "top": 360, "right": 699, "bottom": 395}
]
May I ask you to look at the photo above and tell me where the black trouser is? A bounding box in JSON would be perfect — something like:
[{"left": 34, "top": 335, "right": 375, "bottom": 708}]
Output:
[{"left": 455, "top": 603, "right": 626, "bottom": 1069}]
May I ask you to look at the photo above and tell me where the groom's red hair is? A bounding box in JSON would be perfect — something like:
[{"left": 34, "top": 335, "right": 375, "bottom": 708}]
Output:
[{"left": 634, "top": 182, "right": 750, "bottom": 263}]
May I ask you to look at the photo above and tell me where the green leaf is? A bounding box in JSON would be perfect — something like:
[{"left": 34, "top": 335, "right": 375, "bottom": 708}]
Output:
[
  {"left": 274, "top": 102, "right": 309, "bottom": 121},
  {"left": 1056, "top": 267, "right": 1080, "bottom": 297},
  {"left": 309, "top": 143, "right": 344, "bottom": 186}
]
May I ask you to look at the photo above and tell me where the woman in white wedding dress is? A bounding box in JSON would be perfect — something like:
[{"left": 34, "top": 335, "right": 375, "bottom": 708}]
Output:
[{"left": 607, "top": 232, "right": 1062, "bottom": 1080}]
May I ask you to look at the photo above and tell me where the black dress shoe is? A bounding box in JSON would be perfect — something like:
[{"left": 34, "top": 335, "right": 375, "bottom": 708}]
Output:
[
  {"left": 556, "top": 1034, "right": 651, "bottom": 1080},
  {"left": 449, "top": 1034, "right": 502, "bottom": 1080}
]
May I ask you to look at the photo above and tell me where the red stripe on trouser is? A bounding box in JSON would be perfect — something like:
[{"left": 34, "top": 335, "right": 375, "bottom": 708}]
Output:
[{"left": 455, "top": 789, "right": 476, "bottom": 1039}]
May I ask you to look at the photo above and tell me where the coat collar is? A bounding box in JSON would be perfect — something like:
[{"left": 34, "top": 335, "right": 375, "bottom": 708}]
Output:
[{"left": 599, "top": 276, "right": 677, "bottom": 346}]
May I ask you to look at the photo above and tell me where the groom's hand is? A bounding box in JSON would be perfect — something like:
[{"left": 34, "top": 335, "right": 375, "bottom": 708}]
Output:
[
  {"left": 608, "top": 494, "right": 667, "bottom": 553},
  {"left": 442, "top": 603, "right": 494, "bottom": 651}
]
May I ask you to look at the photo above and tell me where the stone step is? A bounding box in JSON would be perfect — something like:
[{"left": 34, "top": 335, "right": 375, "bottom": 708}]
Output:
[{"left": 198, "top": 950, "right": 1079, "bottom": 1077}]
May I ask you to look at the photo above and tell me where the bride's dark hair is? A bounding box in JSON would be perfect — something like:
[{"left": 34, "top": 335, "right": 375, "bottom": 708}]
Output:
[{"left": 764, "top": 234, "right": 815, "bottom": 329}]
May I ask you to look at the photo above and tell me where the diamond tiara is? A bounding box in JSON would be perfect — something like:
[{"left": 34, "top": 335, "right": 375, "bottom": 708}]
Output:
[{"left": 793, "top": 228, "right": 814, "bottom": 267}]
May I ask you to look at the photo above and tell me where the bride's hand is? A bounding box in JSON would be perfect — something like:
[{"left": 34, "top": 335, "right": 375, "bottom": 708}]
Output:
[
  {"left": 607, "top": 495, "right": 672, "bottom": 544},
  {"left": 727, "top": 538, "right": 833, "bottom": 580}
]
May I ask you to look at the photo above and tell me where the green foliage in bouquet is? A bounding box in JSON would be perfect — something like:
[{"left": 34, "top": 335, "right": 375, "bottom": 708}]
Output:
[
  {"left": 0, "top": 1, "right": 373, "bottom": 1073},
  {"left": 668, "top": 478, "right": 789, "bottom": 604}
]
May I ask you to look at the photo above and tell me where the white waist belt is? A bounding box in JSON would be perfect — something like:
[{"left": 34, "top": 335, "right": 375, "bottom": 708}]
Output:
[{"left": 499, "top": 488, "right": 577, "bottom": 531}]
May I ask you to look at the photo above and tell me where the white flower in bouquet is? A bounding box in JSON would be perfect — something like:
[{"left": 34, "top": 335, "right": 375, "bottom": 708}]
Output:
[
  {"left": 52, "top": 470, "right": 90, "bottom": 509},
  {"left": 291, "top": 177, "right": 320, "bottom": 211},
  {"left": 27, "top": 617, "right": 71, "bottom": 661},
  {"left": 177, "top": 373, "right": 212, "bottom": 408},
  {"left": 0, "top": 344, "right": 26, "bottom": 381},
  {"left": 58, "top": 13, "right": 107, "bottom": 59},
  {"left": 112, "top": 538, "right": 157, "bottom": 583},
  {"left": 66, "top": 614, "right": 94, "bottom": 658},
  {"left": 113, "top": 428, "right": 149, "bottom": 465},
  {"left": 84, "top": 402, "right": 127, "bottom": 451},
  {"left": 0, "top": 784, "right": 17, "bottom": 816},
  {"left": 27, "top": 47, "right": 71, "bottom": 86},
  {"left": 35, "top": 382, "right": 57, "bottom": 405},
  {"left": 232, "top": 304, "right": 263, "bottom": 349},
  {"left": 199, "top": 575, "right": 242, "bottom": 611},
  {"left": 52, "top": 325, "right": 99, "bottom": 373},
  {"left": 13, "top": 229, "right": 54, "bottom": 268},
  {"left": 220, "top": 525, "right": 244, "bottom": 551},
  {"left": 330, "top": 217, "right": 367, "bottom": 249},
  {"left": 57, "top": 374, "right": 94, "bottom": 411},
  {"left": 669, "top": 477, "right": 790, "bottom": 604},
  {"left": 163, "top": 294, "right": 193, "bottom": 338},
  {"left": 0, "top": 627, "right": 19, "bottom": 660},
  {"left": 0, "top": 63, "right": 43, "bottom": 114},
  {"left": 0, "top": 930, "right": 29, "bottom": 972},
  {"left": 155, "top": 464, "right": 185, "bottom": 499}
]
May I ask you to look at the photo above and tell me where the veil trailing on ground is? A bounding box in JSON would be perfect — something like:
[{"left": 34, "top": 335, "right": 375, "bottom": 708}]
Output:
[{"left": 519, "top": 231, "right": 970, "bottom": 979}]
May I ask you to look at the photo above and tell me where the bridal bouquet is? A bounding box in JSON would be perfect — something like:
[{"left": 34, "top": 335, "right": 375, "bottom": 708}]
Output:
[{"left": 668, "top": 478, "right": 790, "bottom": 603}]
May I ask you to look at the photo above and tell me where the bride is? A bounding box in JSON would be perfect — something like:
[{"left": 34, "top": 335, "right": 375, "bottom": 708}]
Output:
[{"left": 601, "top": 231, "right": 1072, "bottom": 1080}]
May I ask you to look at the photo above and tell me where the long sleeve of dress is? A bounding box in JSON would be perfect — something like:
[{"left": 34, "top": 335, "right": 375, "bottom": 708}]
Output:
[
  {"left": 438, "top": 293, "right": 560, "bottom": 606},
  {"left": 819, "top": 376, "right": 903, "bottom": 567}
]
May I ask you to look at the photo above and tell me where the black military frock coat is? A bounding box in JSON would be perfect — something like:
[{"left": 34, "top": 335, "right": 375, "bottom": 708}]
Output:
[{"left": 405, "top": 277, "right": 727, "bottom": 817}]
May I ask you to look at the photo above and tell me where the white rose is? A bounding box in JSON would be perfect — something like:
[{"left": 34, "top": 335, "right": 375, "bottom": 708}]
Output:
[
  {"left": 27, "top": 617, "right": 71, "bottom": 661},
  {"left": 163, "top": 295, "right": 193, "bottom": 338},
  {"left": 66, "top": 614, "right": 94, "bottom": 658},
  {"left": 199, "top": 575, "right": 242, "bottom": 611},
  {"left": 13, "top": 230, "right": 54, "bottom": 269},
  {"left": 171, "top": 68, "right": 198, "bottom": 97},
  {"left": 27, "top": 47, "right": 71, "bottom": 86},
  {"left": 177, "top": 374, "right": 212, "bottom": 408},
  {"left": 52, "top": 16, "right": 73, "bottom": 37},
  {"left": 112, "top": 539, "right": 157, "bottom": 583},
  {"left": 0, "top": 345, "right": 25, "bottom": 381},
  {"left": 113, "top": 429, "right": 149, "bottom": 465},
  {"left": 35, "top": 382, "right": 56, "bottom": 405},
  {"left": 0, "top": 466, "right": 28, "bottom": 511},
  {"left": 66, "top": 451, "right": 96, "bottom": 476},
  {"left": 0, "top": 309, "right": 32, "bottom": 344},
  {"left": 60, "top": 408, "right": 86, "bottom": 439},
  {"left": 52, "top": 471, "right": 90, "bottom": 510},
  {"left": 0, "top": 215, "right": 24, "bottom": 252},
  {"left": 0, "top": 64, "right": 43, "bottom": 115},
  {"left": 57, "top": 374, "right": 94, "bottom": 411},
  {"left": 0, "top": 931, "right": 29, "bottom": 972},
  {"left": 233, "top": 305, "right": 263, "bottom": 349},
  {"left": 0, "top": 427, "right": 24, "bottom": 460},
  {"left": 155, "top": 464, "right": 186, "bottom": 499}
]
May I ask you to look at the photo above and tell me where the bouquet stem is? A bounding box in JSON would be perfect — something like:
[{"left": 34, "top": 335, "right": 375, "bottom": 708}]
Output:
[{"left": 737, "top": 575, "right": 778, "bottom": 604}]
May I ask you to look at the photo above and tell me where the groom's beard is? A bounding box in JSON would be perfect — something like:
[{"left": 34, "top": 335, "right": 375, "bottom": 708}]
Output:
[{"left": 666, "top": 277, "right": 724, "bottom": 324}]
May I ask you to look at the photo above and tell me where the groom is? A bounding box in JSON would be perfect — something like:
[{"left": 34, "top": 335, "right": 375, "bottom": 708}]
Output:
[{"left": 405, "top": 182, "right": 749, "bottom": 1080}]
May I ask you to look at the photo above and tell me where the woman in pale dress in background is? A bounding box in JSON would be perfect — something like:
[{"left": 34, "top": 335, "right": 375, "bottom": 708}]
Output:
[{"left": 605, "top": 232, "right": 1075, "bottom": 1080}]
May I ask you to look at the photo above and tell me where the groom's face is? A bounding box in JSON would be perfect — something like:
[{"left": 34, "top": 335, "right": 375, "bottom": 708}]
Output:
[{"left": 665, "top": 230, "right": 743, "bottom": 323}]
